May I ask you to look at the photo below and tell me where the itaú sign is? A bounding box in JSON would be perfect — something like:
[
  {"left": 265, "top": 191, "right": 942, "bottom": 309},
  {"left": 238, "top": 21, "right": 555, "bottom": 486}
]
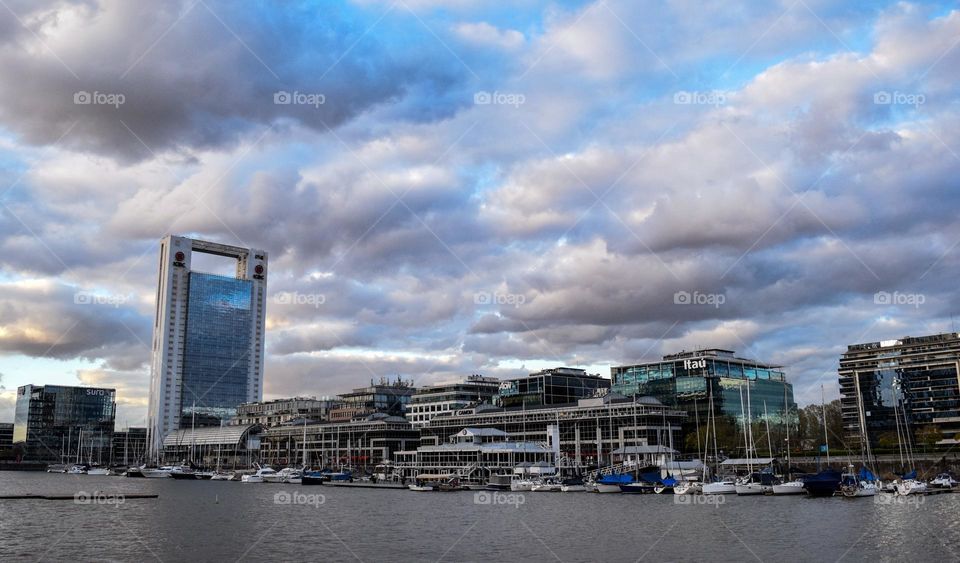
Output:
[{"left": 683, "top": 359, "right": 706, "bottom": 370}]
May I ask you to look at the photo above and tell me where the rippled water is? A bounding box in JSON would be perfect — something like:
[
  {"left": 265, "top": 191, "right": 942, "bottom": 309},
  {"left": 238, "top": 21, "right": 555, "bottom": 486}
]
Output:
[{"left": 1, "top": 472, "right": 958, "bottom": 562}]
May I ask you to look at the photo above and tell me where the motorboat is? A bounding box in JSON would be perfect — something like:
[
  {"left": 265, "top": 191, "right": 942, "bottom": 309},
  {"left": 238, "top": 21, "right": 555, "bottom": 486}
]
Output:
[
  {"left": 408, "top": 483, "right": 434, "bottom": 491},
  {"left": 302, "top": 471, "right": 326, "bottom": 486},
  {"left": 560, "top": 477, "right": 586, "bottom": 492},
  {"left": 929, "top": 473, "right": 958, "bottom": 489},
  {"left": 619, "top": 481, "right": 655, "bottom": 494},
  {"left": 510, "top": 479, "right": 535, "bottom": 492},
  {"left": 209, "top": 472, "right": 233, "bottom": 481},
  {"left": 771, "top": 479, "right": 806, "bottom": 496},
  {"left": 264, "top": 468, "right": 299, "bottom": 483},
  {"left": 702, "top": 478, "right": 737, "bottom": 495},
  {"left": 802, "top": 469, "right": 842, "bottom": 497},
  {"left": 895, "top": 479, "right": 927, "bottom": 496},
  {"left": 282, "top": 470, "right": 303, "bottom": 484},
  {"left": 673, "top": 481, "right": 702, "bottom": 495},
  {"left": 242, "top": 466, "right": 277, "bottom": 483},
  {"left": 86, "top": 466, "right": 109, "bottom": 476},
  {"left": 169, "top": 465, "right": 199, "bottom": 480},
  {"left": 531, "top": 480, "right": 562, "bottom": 492},
  {"left": 68, "top": 464, "right": 87, "bottom": 474},
  {"left": 141, "top": 466, "right": 173, "bottom": 479},
  {"left": 485, "top": 474, "right": 514, "bottom": 491},
  {"left": 46, "top": 464, "right": 68, "bottom": 473}
]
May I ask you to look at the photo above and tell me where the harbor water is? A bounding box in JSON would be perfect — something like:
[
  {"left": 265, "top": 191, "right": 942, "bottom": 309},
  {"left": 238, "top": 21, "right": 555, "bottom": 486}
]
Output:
[{"left": 1, "top": 472, "right": 958, "bottom": 562}]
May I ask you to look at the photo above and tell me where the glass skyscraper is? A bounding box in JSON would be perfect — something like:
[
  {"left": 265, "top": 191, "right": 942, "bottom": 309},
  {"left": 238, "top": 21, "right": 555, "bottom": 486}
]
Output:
[
  {"left": 147, "top": 236, "right": 268, "bottom": 458},
  {"left": 611, "top": 349, "right": 797, "bottom": 437},
  {"left": 180, "top": 272, "right": 253, "bottom": 425},
  {"left": 13, "top": 384, "right": 116, "bottom": 463}
]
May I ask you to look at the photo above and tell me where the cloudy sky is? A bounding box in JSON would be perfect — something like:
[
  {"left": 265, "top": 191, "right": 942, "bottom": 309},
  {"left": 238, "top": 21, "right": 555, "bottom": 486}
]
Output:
[{"left": 0, "top": 0, "right": 958, "bottom": 427}]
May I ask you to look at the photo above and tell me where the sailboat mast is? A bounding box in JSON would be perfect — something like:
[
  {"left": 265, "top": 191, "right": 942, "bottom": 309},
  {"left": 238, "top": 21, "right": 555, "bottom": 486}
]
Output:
[
  {"left": 763, "top": 401, "right": 773, "bottom": 459},
  {"left": 739, "top": 384, "right": 750, "bottom": 473},
  {"left": 821, "top": 384, "right": 830, "bottom": 465}
]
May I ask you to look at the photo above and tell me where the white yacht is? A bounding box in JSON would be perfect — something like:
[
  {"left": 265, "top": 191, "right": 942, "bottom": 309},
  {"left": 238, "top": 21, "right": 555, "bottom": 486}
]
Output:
[
  {"left": 702, "top": 478, "right": 737, "bottom": 495},
  {"left": 86, "top": 466, "right": 109, "bottom": 476},
  {"left": 141, "top": 466, "right": 173, "bottom": 479},
  {"left": 771, "top": 479, "right": 806, "bottom": 495},
  {"left": 531, "top": 480, "right": 562, "bottom": 492},
  {"left": 930, "top": 473, "right": 958, "bottom": 488},
  {"left": 281, "top": 469, "right": 303, "bottom": 484},
  {"left": 510, "top": 479, "right": 535, "bottom": 492},
  {"left": 242, "top": 466, "right": 277, "bottom": 483},
  {"left": 673, "top": 481, "right": 702, "bottom": 495},
  {"left": 209, "top": 471, "right": 233, "bottom": 481},
  {"left": 68, "top": 464, "right": 87, "bottom": 474},
  {"left": 895, "top": 479, "right": 927, "bottom": 496}
]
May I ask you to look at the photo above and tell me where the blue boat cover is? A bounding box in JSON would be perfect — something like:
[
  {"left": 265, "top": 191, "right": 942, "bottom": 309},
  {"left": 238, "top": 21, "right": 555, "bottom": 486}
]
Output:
[
  {"left": 598, "top": 474, "right": 634, "bottom": 485},
  {"left": 858, "top": 468, "right": 876, "bottom": 481},
  {"left": 903, "top": 470, "right": 917, "bottom": 480}
]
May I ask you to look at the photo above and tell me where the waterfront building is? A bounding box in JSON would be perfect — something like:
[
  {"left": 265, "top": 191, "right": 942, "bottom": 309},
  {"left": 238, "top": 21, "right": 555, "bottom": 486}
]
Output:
[
  {"left": 234, "top": 397, "right": 337, "bottom": 427},
  {"left": 260, "top": 413, "right": 420, "bottom": 471},
  {"left": 146, "top": 235, "right": 268, "bottom": 457},
  {"left": 0, "top": 422, "right": 12, "bottom": 450},
  {"left": 406, "top": 375, "right": 500, "bottom": 427},
  {"left": 839, "top": 332, "right": 960, "bottom": 449},
  {"left": 496, "top": 367, "right": 610, "bottom": 408},
  {"left": 393, "top": 427, "right": 555, "bottom": 485},
  {"left": 110, "top": 427, "right": 147, "bottom": 466},
  {"left": 13, "top": 384, "right": 116, "bottom": 464},
  {"left": 420, "top": 394, "right": 685, "bottom": 468},
  {"left": 610, "top": 349, "right": 797, "bottom": 440},
  {"left": 161, "top": 423, "right": 263, "bottom": 468},
  {"left": 327, "top": 377, "right": 415, "bottom": 422}
]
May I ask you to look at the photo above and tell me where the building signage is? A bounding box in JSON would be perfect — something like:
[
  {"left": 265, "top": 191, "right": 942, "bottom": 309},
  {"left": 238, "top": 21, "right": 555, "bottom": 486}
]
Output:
[{"left": 683, "top": 359, "right": 706, "bottom": 370}]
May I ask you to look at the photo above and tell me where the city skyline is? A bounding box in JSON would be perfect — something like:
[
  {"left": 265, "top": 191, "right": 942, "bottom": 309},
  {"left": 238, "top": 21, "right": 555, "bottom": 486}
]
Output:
[{"left": 2, "top": 1, "right": 960, "bottom": 430}]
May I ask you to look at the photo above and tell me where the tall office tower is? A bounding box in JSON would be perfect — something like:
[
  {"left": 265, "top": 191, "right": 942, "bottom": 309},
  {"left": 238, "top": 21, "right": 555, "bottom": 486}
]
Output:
[{"left": 146, "top": 235, "right": 267, "bottom": 458}]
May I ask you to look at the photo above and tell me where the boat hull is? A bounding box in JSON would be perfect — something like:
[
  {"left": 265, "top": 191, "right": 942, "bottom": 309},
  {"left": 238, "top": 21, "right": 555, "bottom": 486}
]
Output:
[
  {"left": 735, "top": 484, "right": 770, "bottom": 495},
  {"left": 619, "top": 483, "right": 655, "bottom": 494},
  {"left": 596, "top": 484, "right": 623, "bottom": 493},
  {"left": 771, "top": 483, "right": 806, "bottom": 495},
  {"left": 702, "top": 482, "right": 736, "bottom": 495}
]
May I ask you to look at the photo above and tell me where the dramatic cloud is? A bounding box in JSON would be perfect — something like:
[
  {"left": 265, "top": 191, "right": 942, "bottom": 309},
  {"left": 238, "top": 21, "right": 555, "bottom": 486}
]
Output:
[{"left": 2, "top": 0, "right": 960, "bottom": 422}]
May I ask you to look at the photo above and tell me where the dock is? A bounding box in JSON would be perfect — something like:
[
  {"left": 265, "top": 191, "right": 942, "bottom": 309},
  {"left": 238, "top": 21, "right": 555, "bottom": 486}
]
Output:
[
  {"left": 321, "top": 481, "right": 407, "bottom": 490},
  {"left": 0, "top": 493, "right": 159, "bottom": 500}
]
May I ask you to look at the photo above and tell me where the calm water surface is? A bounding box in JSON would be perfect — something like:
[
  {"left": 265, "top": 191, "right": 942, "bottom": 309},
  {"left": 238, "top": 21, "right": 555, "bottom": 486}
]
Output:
[{"left": 1, "top": 472, "right": 958, "bottom": 562}]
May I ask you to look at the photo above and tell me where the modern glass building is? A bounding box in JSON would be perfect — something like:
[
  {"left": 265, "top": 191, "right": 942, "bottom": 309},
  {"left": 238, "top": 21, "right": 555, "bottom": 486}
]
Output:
[
  {"left": 611, "top": 349, "right": 797, "bottom": 439},
  {"left": 407, "top": 374, "right": 501, "bottom": 427},
  {"left": 147, "top": 236, "right": 268, "bottom": 458},
  {"left": 13, "top": 384, "right": 116, "bottom": 464},
  {"left": 181, "top": 272, "right": 253, "bottom": 425},
  {"left": 839, "top": 332, "right": 960, "bottom": 449},
  {"left": 496, "top": 367, "right": 610, "bottom": 408},
  {"left": 328, "top": 377, "right": 416, "bottom": 421}
]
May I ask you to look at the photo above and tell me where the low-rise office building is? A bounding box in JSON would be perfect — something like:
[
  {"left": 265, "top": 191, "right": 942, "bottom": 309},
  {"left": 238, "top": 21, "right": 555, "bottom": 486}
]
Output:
[
  {"left": 111, "top": 427, "right": 148, "bottom": 466},
  {"left": 420, "top": 394, "right": 685, "bottom": 469},
  {"left": 496, "top": 367, "right": 610, "bottom": 408},
  {"left": 13, "top": 384, "right": 116, "bottom": 464},
  {"left": 406, "top": 375, "right": 500, "bottom": 427},
  {"left": 234, "top": 397, "right": 337, "bottom": 427},
  {"left": 328, "top": 377, "right": 416, "bottom": 422},
  {"left": 611, "top": 349, "right": 797, "bottom": 440}
]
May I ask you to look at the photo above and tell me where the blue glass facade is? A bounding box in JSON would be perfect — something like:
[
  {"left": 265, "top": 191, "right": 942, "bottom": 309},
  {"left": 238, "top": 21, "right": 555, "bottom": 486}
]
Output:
[{"left": 180, "top": 272, "right": 253, "bottom": 425}]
